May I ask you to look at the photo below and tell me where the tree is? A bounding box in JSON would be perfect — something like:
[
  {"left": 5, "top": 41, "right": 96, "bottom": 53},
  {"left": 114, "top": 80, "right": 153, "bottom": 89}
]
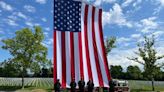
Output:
[
  {"left": 105, "top": 36, "right": 116, "bottom": 55},
  {"left": 41, "top": 59, "right": 53, "bottom": 77},
  {"left": 110, "top": 65, "right": 123, "bottom": 79},
  {"left": 2, "top": 26, "right": 48, "bottom": 89},
  {"left": 126, "top": 65, "right": 142, "bottom": 80},
  {"left": 30, "top": 62, "right": 41, "bottom": 77},
  {"left": 128, "top": 35, "right": 164, "bottom": 91},
  {"left": 1, "top": 59, "right": 22, "bottom": 77}
]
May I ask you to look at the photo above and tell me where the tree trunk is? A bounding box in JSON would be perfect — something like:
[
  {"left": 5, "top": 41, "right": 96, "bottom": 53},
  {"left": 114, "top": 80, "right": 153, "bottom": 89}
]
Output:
[
  {"left": 151, "top": 77, "right": 155, "bottom": 91},
  {"left": 22, "top": 67, "right": 25, "bottom": 89}
]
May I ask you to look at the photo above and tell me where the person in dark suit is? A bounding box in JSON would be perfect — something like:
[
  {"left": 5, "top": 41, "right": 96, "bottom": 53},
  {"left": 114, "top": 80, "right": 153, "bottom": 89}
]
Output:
[
  {"left": 109, "top": 79, "right": 115, "bottom": 92},
  {"left": 54, "top": 79, "right": 61, "bottom": 92},
  {"left": 70, "top": 79, "right": 77, "bottom": 92},
  {"left": 87, "top": 79, "right": 94, "bottom": 92},
  {"left": 78, "top": 78, "right": 85, "bottom": 92}
]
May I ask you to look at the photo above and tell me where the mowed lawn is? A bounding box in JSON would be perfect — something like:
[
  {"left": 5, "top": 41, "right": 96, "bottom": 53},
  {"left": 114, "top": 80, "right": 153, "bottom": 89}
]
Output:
[
  {"left": 0, "top": 78, "right": 164, "bottom": 92},
  {"left": 0, "top": 78, "right": 53, "bottom": 92},
  {"left": 128, "top": 80, "right": 164, "bottom": 92}
]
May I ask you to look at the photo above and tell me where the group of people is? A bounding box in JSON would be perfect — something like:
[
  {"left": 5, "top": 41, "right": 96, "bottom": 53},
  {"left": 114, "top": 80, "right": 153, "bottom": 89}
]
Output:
[{"left": 54, "top": 78, "right": 94, "bottom": 92}]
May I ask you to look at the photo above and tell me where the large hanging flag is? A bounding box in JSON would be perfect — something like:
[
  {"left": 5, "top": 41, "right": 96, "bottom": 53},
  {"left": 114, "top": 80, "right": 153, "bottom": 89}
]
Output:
[{"left": 54, "top": 0, "right": 111, "bottom": 88}]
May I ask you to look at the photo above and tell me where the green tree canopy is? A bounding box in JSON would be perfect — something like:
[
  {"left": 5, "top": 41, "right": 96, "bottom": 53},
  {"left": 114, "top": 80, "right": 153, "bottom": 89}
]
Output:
[
  {"left": 105, "top": 36, "right": 116, "bottom": 55},
  {"left": 110, "top": 65, "right": 123, "bottom": 79},
  {"left": 1, "top": 26, "right": 48, "bottom": 89},
  {"left": 127, "top": 65, "right": 142, "bottom": 80}
]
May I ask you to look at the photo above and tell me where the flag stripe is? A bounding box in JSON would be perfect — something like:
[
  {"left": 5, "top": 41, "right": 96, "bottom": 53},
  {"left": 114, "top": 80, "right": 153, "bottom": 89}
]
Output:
[
  {"left": 98, "top": 9, "right": 111, "bottom": 81},
  {"left": 61, "top": 32, "right": 66, "bottom": 88},
  {"left": 91, "top": 6, "right": 104, "bottom": 87},
  {"left": 56, "top": 32, "right": 62, "bottom": 84},
  {"left": 78, "top": 32, "right": 84, "bottom": 80},
  {"left": 94, "top": 7, "right": 108, "bottom": 87},
  {"left": 87, "top": 5, "right": 99, "bottom": 86},
  {"left": 70, "top": 32, "right": 75, "bottom": 81},
  {"left": 74, "top": 33, "right": 80, "bottom": 84},
  {"left": 66, "top": 32, "right": 71, "bottom": 88},
  {"left": 84, "top": 4, "right": 93, "bottom": 80},
  {"left": 81, "top": 3, "right": 89, "bottom": 83},
  {"left": 54, "top": 31, "right": 57, "bottom": 83}
]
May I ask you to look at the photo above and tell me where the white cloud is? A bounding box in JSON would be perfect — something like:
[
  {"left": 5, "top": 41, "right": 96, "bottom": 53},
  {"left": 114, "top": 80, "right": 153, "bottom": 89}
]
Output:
[
  {"left": 122, "top": 0, "right": 134, "bottom": 7},
  {"left": 25, "top": 22, "right": 40, "bottom": 27},
  {"left": 133, "top": 0, "right": 142, "bottom": 7},
  {"left": 153, "top": 0, "right": 164, "bottom": 14},
  {"left": 42, "top": 38, "right": 53, "bottom": 47},
  {"left": 102, "top": 3, "right": 132, "bottom": 27},
  {"left": 94, "top": 0, "right": 102, "bottom": 6},
  {"left": 108, "top": 48, "right": 143, "bottom": 70},
  {"left": 45, "top": 27, "right": 50, "bottom": 31},
  {"left": 46, "top": 38, "right": 53, "bottom": 45},
  {"left": 8, "top": 15, "right": 18, "bottom": 21},
  {"left": 94, "top": 0, "right": 116, "bottom": 6},
  {"left": 24, "top": 5, "right": 36, "bottom": 13},
  {"left": 44, "top": 32, "right": 49, "bottom": 37},
  {"left": 41, "top": 18, "right": 47, "bottom": 22},
  {"left": 140, "top": 17, "right": 158, "bottom": 33},
  {"left": 36, "top": 0, "right": 47, "bottom": 4},
  {"left": 0, "top": 1, "right": 13, "bottom": 11},
  {"left": 16, "top": 12, "right": 27, "bottom": 19},
  {"left": 25, "top": 22, "right": 33, "bottom": 27},
  {"left": 152, "top": 31, "right": 164, "bottom": 39},
  {"left": 117, "top": 37, "right": 131, "bottom": 43},
  {"left": 3, "top": 19, "right": 18, "bottom": 26},
  {"left": 34, "top": 23, "right": 40, "bottom": 26},
  {"left": 157, "top": 0, "right": 164, "bottom": 6},
  {"left": 131, "top": 34, "right": 141, "bottom": 39}
]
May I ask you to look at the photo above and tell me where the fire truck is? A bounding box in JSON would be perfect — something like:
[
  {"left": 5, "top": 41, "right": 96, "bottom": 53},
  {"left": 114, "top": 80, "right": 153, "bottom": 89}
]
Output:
[{"left": 113, "top": 79, "right": 130, "bottom": 92}]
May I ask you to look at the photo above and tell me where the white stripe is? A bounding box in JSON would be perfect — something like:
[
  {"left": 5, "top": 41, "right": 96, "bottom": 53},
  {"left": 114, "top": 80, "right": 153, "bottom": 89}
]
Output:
[
  {"left": 74, "top": 33, "right": 80, "bottom": 88},
  {"left": 56, "top": 31, "right": 62, "bottom": 83},
  {"left": 65, "top": 32, "right": 71, "bottom": 88},
  {"left": 87, "top": 5, "right": 99, "bottom": 87},
  {"left": 81, "top": 3, "right": 89, "bottom": 84},
  {"left": 95, "top": 9, "right": 109, "bottom": 87}
]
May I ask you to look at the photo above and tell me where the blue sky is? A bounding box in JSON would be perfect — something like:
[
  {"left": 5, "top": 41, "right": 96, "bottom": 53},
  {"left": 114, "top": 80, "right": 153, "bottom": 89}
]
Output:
[{"left": 0, "top": 0, "right": 164, "bottom": 70}]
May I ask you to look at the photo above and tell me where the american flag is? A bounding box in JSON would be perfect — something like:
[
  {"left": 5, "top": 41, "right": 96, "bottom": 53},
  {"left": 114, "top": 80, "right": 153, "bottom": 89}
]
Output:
[{"left": 54, "top": 0, "right": 111, "bottom": 88}]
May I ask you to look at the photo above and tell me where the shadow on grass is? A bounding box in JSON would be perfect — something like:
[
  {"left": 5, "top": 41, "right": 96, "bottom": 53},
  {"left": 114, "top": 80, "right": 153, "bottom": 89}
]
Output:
[
  {"left": 0, "top": 86, "right": 32, "bottom": 91},
  {"left": 0, "top": 86, "right": 53, "bottom": 92}
]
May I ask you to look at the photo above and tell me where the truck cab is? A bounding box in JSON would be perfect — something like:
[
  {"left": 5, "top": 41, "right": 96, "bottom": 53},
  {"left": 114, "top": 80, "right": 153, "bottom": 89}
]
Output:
[{"left": 113, "top": 79, "right": 130, "bottom": 92}]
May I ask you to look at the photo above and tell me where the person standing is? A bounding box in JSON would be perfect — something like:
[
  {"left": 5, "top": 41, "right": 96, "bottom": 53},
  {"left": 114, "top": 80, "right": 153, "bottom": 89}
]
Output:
[
  {"left": 70, "top": 79, "right": 77, "bottom": 92},
  {"left": 87, "top": 79, "right": 94, "bottom": 92},
  {"left": 109, "top": 80, "right": 115, "bottom": 92},
  {"left": 54, "top": 79, "right": 61, "bottom": 92},
  {"left": 78, "top": 78, "right": 85, "bottom": 92}
]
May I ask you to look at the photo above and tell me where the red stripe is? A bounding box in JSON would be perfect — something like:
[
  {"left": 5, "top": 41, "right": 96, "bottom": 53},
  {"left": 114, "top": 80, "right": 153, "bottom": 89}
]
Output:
[
  {"left": 70, "top": 32, "right": 75, "bottom": 81},
  {"left": 92, "top": 7, "right": 104, "bottom": 87},
  {"left": 98, "top": 9, "right": 111, "bottom": 81},
  {"left": 84, "top": 5, "right": 93, "bottom": 80},
  {"left": 54, "top": 31, "right": 57, "bottom": 83},
  {"left": 78, "top": 32, "right": 84, "bottom": 79},
  {"left": 61, "top": 32, "right": 66, "bottom": 88}
]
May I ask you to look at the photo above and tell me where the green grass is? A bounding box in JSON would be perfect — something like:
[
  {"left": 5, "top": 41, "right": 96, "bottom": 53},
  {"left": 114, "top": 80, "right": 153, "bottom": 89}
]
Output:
[
  {"left": 0, "top": 78, "right": 53, "bottom": 91},
  {"left": 0, "top": 78, "right": 164, "bottom": 92},
  {"left": 128, "top": 80, "right": 164, "bottom": 92},
  {"left": 0, "top": 86, "right": 53, "bottom": 92}
]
